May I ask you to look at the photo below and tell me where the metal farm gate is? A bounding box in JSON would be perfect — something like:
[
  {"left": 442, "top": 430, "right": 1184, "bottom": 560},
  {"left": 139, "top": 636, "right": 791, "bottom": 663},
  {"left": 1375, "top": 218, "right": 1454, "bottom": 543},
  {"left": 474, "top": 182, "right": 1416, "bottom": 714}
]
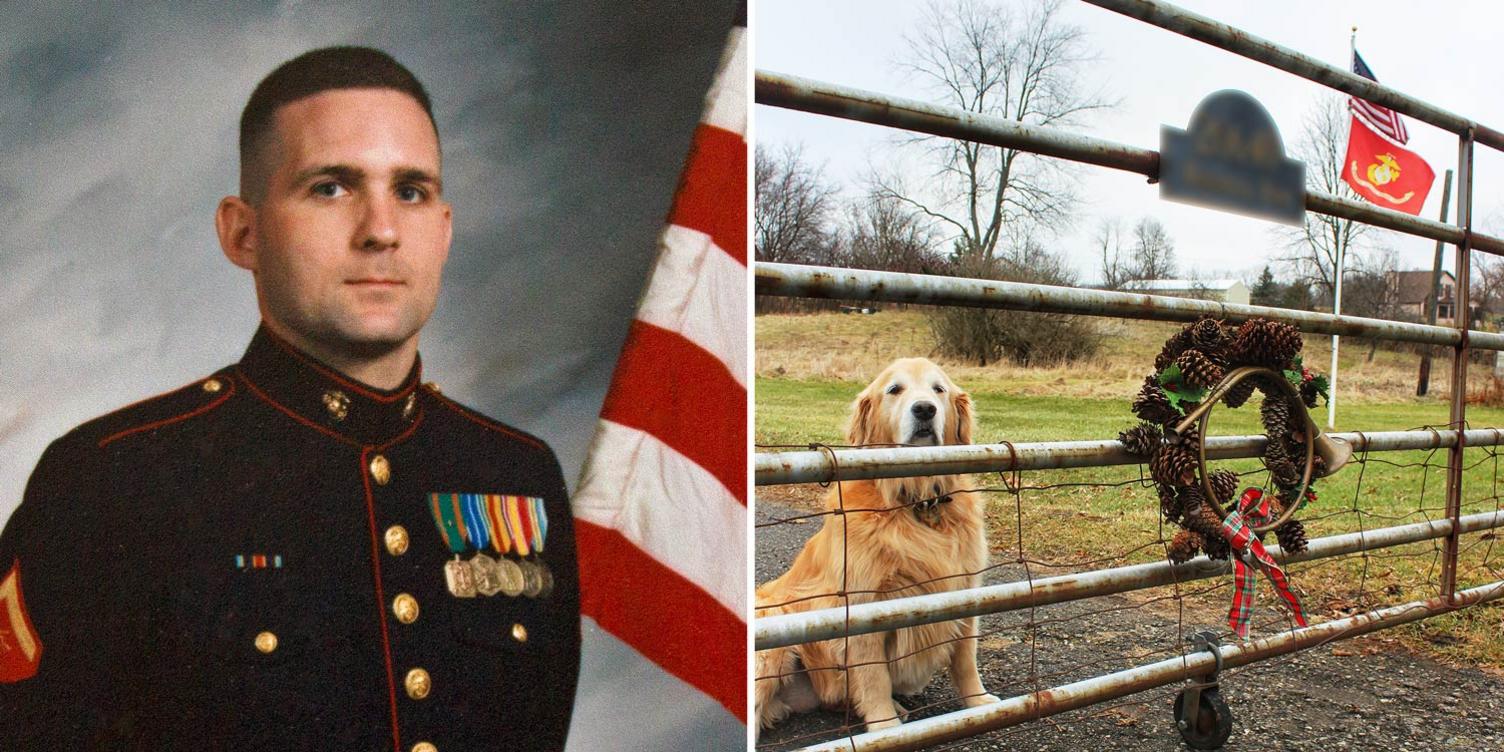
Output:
[{"left": 753, "top": 1, "right": 1504, "bottom": 750}]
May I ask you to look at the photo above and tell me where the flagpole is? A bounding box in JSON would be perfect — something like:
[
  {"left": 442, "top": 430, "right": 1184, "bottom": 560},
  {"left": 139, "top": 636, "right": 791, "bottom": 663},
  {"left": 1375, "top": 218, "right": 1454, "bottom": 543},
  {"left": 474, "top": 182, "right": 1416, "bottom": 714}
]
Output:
[{"left": 1331, "top": 27, "right": 1356, "bottom": 431}]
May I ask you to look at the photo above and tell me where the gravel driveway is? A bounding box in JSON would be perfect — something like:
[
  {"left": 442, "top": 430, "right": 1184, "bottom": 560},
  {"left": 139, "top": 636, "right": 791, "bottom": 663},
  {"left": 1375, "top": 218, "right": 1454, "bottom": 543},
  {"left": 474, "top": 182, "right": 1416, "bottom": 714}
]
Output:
[{"left": 755, "top": 498, "right": 1504, "bottom": 751}]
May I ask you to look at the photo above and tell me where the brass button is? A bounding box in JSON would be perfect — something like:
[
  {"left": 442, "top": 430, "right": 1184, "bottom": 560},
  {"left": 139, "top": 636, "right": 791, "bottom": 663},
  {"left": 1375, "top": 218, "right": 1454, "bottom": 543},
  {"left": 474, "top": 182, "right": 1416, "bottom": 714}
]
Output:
[
  {"left": 412, "top": 743, "right": 437, "bottom": 752},
  {"left": 511, "top": 622, "right": 528, "bottom": 643},
  {"left": 369, "top": 454, "right": 391, "bottom": 485},
  {"left": 404, "top": 667, "right": 431, "bottom": 700},
  {"left": 392, "top": 593, "right": 419, "bottom": 624},
  {"left": 384, "top": 525, "right": 410, "bottom": 556},
  {"left": 322, "top": 389, "right": 350, "bottom": 421},
  {"left": 402, "top": 393, "right": 418, "bottom": 421},
  {"left": 202, "top": 378, "right": 223, "bottom": 393},
  {"left": 254, "top": 631, "right": 278, "bottom": 654}
]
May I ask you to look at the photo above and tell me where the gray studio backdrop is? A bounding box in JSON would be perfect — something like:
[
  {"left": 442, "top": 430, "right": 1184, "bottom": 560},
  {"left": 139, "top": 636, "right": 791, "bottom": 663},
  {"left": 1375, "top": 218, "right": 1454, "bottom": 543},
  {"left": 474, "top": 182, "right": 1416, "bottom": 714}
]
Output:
[{"left": 0, "top": 1, "right": 740, "bottom": 745}]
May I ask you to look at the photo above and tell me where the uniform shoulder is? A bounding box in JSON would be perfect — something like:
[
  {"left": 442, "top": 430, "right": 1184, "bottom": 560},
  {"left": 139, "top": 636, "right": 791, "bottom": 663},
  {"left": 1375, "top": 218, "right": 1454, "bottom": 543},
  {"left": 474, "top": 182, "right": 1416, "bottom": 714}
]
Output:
[
  {"left": 65, "top": 370, "right": 238, "bottom": 450},
  {"left": 419, "top": 382, "right": 555, "bottom": 455}
]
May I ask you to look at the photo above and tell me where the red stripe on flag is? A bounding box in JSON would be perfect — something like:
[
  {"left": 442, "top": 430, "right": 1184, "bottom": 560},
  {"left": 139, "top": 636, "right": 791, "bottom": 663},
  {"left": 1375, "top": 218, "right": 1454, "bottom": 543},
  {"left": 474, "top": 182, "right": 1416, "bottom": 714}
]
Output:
[
  {"left": 667, "top": 124, "right": 746, "bottom": 266},
  {"left": 599, "top": 320, "right": 747, "bottom": 504},
  {"left": 576, "top": 521, "right": 746, "bottom": 721}
]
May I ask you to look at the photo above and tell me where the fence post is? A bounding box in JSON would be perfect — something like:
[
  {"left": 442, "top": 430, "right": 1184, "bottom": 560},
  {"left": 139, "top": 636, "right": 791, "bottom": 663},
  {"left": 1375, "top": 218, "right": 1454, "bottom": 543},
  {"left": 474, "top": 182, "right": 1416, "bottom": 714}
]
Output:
[{"left": 1441, "top": 130, "right": 1474, "bottom": 601}]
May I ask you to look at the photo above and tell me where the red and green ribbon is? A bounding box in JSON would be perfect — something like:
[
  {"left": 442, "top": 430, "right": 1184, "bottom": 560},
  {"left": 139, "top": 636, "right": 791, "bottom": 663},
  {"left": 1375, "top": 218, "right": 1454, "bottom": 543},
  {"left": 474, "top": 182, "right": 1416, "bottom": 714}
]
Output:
[{"left": 1220, "top": 488, "right": 1308, "bottom": 638}]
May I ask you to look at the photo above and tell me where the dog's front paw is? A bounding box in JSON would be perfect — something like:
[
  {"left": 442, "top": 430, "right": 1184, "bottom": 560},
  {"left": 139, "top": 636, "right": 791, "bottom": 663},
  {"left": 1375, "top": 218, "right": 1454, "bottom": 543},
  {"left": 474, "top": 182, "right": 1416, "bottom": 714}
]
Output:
[
  {"left": 865, "top": 717, "right": 902, "bottom": 732},
  {"left": 964, "top": 693, "right": 1002, "bottom": 708}
]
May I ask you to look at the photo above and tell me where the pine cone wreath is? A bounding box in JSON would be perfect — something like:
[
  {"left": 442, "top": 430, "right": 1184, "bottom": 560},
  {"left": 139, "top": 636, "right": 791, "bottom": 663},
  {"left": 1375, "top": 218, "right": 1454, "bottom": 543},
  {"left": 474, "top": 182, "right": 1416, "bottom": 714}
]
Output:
[
  {"left": 1168, "top": 530, "right": 1203, "bottom": 564},
  {"left": 1119, "top": 422, "right": 1164, "bottom": 458},
  {"left": 1275, "top": 518, "right": 1309, "bottom": 554},
  {"left": 1154, "top": 326, "right": 1199, "bottom": 372},
  {"left": 1176, "top": 349, "right": 1225, "bottom": 390},
  {"left": 1158, "top": 484, "right": 1185, "bottom": 525},
  {"left": 1299, "top": 378, "right": 1321, "bottom": 408},
  {"left": 1131, "top": 376, "right": 1180, "bottom": 425}
]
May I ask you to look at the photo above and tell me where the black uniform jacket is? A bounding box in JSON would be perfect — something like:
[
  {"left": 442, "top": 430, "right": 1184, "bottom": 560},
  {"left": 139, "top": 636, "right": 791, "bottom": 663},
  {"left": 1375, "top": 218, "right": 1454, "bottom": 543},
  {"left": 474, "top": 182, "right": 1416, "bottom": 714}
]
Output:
[{"left": 0, "top": 327, "right": 580, "bottom": 751}]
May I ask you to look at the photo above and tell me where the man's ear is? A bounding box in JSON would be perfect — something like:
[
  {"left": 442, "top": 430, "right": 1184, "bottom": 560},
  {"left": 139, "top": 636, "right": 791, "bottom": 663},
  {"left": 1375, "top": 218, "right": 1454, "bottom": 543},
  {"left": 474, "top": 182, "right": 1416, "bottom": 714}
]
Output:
[{"left": 216, "top": 196, "right": 257, "bottom": 271}]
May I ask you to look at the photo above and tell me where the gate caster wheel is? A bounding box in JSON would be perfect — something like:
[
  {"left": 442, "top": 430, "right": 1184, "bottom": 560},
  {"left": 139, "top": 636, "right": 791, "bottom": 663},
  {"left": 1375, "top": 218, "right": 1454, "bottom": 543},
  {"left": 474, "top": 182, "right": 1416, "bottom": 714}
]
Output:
[{"left": 1173, "top": 686, "right": 1233, "bottom": 750}]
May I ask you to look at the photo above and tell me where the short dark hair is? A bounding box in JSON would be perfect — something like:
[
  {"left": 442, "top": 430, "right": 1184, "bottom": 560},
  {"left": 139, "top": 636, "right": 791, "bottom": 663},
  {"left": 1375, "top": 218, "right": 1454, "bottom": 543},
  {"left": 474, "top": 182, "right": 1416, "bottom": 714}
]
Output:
[{"left": 238, "top": 46, "right": 437, "bottom": 201}]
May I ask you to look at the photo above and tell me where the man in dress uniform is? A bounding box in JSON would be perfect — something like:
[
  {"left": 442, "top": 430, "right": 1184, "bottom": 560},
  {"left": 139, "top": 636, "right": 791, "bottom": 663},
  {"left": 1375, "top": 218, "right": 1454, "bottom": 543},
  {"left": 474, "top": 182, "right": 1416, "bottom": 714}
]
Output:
[{"left": 0, "top": 47, "right": 580, "bottom": 750}]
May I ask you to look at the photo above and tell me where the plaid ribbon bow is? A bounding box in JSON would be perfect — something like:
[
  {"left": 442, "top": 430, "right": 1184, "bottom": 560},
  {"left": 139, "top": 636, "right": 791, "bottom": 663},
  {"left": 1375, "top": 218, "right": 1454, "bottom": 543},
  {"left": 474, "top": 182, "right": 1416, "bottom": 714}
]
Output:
[{"left": 1220, "top": 488, "right": 1308, "bottom": 638}]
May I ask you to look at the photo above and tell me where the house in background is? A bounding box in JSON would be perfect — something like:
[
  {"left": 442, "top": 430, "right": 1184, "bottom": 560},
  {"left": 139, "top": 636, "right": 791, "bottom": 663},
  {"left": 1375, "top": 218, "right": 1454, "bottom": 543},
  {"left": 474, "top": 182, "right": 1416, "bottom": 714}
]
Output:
[
  {"left": 1387, "top": 270, "right": 1460, "bottom": 325},
  {"left": 1121, "top": 278, "right": 1250, "bottom": 306}
]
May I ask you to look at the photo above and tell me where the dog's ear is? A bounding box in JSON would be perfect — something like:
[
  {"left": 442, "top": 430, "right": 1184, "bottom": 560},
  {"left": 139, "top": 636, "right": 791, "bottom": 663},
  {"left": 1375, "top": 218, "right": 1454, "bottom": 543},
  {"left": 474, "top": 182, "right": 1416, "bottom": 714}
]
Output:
[
  {"left": 951, "top": 389, "right": 974, "bottom": 445},
  {"left": 847, "top": 389, "right": 876, "bottom": 446}
]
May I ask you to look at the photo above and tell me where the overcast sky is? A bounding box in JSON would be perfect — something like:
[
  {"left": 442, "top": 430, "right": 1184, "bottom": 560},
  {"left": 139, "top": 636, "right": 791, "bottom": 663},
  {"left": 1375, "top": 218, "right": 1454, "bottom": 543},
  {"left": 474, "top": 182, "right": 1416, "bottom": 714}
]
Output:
[{"left": 756, "top": 0, "right": 1504, "bottom": 285}]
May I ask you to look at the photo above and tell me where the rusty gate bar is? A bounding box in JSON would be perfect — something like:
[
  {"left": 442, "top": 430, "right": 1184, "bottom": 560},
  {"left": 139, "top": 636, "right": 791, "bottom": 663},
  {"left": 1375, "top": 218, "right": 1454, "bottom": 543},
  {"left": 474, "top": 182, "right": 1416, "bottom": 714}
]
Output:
[
  {"left": 1080, "top": 0, "right": 1504, "bottom": 151},
  {"left": 754, "top": 263, "right": 1504, "bottom": 351},
  {"left": 784, "top": 581, "right": 1504, "bottom": 752},
  {"left": 756, "top": 509, "right": 1504, "bottom": 649},
  {"left": 756, "top": 427, "right": 1504, "bottom": 486},
  {"left": 754, "top": 72, "right": 1504, "bottom": 257},
  {"left": 1442, "top": 132, "right": 1477, "bottom": 600}
]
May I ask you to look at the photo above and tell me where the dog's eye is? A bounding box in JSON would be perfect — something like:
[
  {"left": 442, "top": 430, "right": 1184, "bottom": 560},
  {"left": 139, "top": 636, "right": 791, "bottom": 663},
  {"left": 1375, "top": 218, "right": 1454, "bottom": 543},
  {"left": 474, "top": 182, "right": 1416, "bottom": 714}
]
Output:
[
  {"left": 933, "top": 384, "right": 945, "bottom": 394},
  {"left": 886, "top": 384, "right": 903, "bottom": 395}
]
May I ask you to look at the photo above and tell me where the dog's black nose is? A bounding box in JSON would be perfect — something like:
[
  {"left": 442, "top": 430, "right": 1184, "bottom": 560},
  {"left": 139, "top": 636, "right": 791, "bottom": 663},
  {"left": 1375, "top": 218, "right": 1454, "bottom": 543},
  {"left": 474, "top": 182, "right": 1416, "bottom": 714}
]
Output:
[{"left": 911, "top": 402, "right": 936, "bottom": 421}]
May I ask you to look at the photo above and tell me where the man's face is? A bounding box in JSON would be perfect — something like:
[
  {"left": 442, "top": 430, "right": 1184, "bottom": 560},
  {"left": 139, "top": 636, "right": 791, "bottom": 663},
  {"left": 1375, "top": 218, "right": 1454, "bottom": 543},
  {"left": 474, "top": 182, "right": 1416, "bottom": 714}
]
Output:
[{"left": 245, "top": 88, "right": 451, "bottom": 358}]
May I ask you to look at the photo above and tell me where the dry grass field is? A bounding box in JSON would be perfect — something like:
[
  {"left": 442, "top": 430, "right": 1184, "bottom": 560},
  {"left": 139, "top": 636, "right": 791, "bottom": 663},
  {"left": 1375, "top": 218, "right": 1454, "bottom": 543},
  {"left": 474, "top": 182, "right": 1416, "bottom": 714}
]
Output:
[{"left": 755, "top": 308, "right": 1504, "bottom": 671}]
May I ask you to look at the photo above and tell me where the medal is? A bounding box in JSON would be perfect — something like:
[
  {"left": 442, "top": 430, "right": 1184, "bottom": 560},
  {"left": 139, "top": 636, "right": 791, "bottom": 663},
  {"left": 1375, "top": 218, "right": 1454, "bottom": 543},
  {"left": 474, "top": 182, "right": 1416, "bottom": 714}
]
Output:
[
  {"left": 519, "top": 558, "right": 543, "bottom": 598},
  {"left": 445, "top": 556, "right": 477, "bottom": 598},
  {"left": 497, "top": 557, "right": 525, "bottom": 597},
  {"left": 471, "top": 553, "right": 503, "bottom": 597}
]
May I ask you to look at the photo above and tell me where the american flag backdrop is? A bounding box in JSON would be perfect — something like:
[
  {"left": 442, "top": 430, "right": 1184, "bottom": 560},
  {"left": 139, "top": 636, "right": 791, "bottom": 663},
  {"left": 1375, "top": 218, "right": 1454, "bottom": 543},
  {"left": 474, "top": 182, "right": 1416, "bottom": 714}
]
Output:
[
  {"left": 568, "top": 5, "right": 747, "bottom": 748},
  {"left": 1349, "top": 49, "right": 1410, "bottom": 144}
]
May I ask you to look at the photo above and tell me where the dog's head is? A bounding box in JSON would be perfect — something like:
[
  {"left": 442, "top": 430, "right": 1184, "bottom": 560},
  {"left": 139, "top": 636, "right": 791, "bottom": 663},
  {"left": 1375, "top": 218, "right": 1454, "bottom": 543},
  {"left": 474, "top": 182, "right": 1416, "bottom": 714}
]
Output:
[{"left": 847, "top": 357, "right": 973, "bottom": 448}]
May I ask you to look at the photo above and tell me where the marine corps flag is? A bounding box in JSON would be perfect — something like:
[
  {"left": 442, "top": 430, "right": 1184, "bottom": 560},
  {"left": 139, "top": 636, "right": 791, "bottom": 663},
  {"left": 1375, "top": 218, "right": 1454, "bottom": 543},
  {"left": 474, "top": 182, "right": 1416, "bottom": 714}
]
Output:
[{"left": 1342, "top": 49, "right": 1435, "bottom": 215}]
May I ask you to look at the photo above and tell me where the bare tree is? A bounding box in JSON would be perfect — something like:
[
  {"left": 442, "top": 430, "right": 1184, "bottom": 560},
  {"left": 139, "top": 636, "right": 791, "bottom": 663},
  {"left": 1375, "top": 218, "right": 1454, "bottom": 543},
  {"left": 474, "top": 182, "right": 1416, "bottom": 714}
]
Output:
[
  {"left": 1128, "top": 216, "right": 1176, "bottom": 281},
  {"left": 1279, "top": 95, "right": 1370, "bottom": 302},
  {"left": 875, "top": 0, "right": 1109, "bottom": 270},
  {"left": 844, "top": 193, "right": 941, "bottom": 273},
  {"left": 1096, "top": 218, "right": 1130, "bottom": 289},
  {"left": 754, "top": 143, "right": 839, "bottom": 264}
]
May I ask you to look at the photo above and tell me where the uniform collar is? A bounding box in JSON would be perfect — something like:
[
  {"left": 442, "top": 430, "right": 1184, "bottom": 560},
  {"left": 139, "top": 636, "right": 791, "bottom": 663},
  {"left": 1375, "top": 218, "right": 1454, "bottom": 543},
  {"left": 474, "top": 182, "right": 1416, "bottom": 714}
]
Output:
[{"left": 236, "top": 325, "right": 423, "bottom": 445}]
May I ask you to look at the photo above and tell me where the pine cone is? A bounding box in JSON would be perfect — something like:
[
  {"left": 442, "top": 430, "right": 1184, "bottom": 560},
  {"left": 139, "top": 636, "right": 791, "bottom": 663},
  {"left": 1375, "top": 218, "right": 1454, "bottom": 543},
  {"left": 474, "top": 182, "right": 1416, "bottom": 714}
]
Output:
[
  {"left": 1158, "top": 484, "right": 1185, "bottom": 525},
  {"left": 1299, "top": 378, "right": 1320, "bottom": 408},
  {"left": 1190, "top": 317, "right": 1228, "bottom": 352},
  {"left": 1132, "top": 376, "right": 1180, "bottom": 425},
  {"left": 1168, "top": 530, "right": 1203, "bottom": 564},
  {"left": 1275, "top": 519, "right": 1309, "bottom": 554},
  {"left": 1182, "top": 498, "right": 1231, "bottom": 560},
  {"left": 1176, "top": 349, "right": 1225, "bottom": 390},
  {"left": 1151, "top": 445, "right": 1198, "bottom": 487},
  {"left": 1222, "top": 378, "right": 1258, "bottom": 408},
  {"left": 1154, "top": 326, "right": 1199, "bottom": 372},
  {"left": 1260, "top": 394, "right": 1294, "bottom": 441},
  {"left": 1265, "top": 453, "right": 1302, "bottom": 489},
  {"left": 1233, "top": 319, "right": 1302, "bottom": 368},
  {"left": 1119, "top": 422, "right": 1163, "bottom": 458},
  {"left": 1209, "top": 469, "right": 1240, "bottom": 504}
]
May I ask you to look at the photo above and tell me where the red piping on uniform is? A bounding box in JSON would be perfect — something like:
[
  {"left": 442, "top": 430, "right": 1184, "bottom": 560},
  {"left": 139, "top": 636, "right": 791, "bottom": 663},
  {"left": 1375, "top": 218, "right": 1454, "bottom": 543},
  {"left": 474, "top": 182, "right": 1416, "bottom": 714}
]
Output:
[
  {"left": 263, "top": 326, "right": 419, "bottom": 403},
  {"left": 235, "top": 368, "right": 362, "bottom": 447},
  {"left": 97, "top": 379, "right": 237, "bottom": 448},
  {"left": 360, "top": 447, "right": 403, "bottom": 752},
  {"left": 427, "top": 390, "right": 543, "bottom": 449}
]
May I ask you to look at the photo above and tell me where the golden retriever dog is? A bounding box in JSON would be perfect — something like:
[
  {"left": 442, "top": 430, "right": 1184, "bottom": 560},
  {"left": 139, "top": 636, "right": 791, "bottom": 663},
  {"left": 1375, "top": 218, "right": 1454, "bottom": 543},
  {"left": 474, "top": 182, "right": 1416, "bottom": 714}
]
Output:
[{"left": 755, "top": 357, "right": 998, "bottom": 735}]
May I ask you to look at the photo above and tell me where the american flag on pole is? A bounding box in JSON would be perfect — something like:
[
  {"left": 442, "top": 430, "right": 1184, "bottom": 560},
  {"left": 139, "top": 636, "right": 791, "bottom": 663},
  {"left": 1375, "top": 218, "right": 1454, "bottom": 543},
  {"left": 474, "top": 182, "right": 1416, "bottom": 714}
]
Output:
[
  {"left": 568, "top": 4, "right": 747, "bottom": 748},
  {"left": 1349, "top": 49, "right": 1409, "bottom": 144}
]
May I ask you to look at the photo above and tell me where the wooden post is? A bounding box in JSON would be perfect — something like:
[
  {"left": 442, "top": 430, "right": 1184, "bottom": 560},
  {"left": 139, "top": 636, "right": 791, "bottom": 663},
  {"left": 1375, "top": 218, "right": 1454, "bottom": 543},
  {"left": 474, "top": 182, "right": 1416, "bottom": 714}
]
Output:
[{"left": 1417, "top": 168, "right": 1454, "bottom": 396}]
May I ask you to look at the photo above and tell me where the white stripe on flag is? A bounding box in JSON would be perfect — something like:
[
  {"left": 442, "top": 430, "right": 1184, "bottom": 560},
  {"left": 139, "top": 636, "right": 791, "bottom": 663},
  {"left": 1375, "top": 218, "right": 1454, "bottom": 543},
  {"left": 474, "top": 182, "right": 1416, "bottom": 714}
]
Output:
[
  {"left": 638, "top": 224, "right": 747, "bottom": 387},
  {"left": 702, "top": 27, "right": 745, "bottom": 136},
  {"left": 573, "top": 419, "right": 747, "bottom": 616}
]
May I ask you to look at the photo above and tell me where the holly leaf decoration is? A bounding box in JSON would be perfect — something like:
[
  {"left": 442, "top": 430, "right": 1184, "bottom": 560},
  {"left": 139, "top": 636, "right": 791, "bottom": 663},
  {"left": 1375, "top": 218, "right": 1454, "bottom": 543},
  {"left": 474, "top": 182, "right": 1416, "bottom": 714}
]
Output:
[
  {"left": 1157, "top": 363, "right": 1207, "bottom": 413},
  {"left": 1309, "top": 374, "right": 1330, "bottom": 405},
  {"left": 1283, "top": 368, "right": 1302, "bottom": 386}
]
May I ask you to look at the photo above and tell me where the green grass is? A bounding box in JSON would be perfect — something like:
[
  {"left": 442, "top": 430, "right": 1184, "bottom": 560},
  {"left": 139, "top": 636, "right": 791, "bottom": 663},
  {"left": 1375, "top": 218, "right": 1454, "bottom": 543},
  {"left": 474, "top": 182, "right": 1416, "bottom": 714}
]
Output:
[{"left": 756, "top": 311, "right": 1504, "bottom": 670}]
